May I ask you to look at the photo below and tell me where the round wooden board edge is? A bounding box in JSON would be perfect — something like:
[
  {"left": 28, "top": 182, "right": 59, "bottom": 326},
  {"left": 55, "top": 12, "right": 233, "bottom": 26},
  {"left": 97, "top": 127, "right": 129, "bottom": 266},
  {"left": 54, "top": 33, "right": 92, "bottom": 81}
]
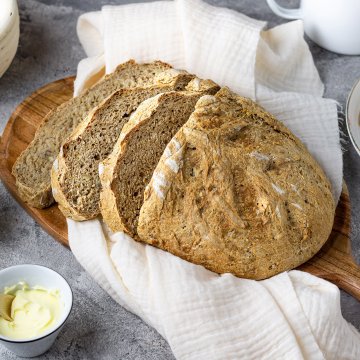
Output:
[{"left": 0, "top": 76, "right": 76, "bottom": 247}]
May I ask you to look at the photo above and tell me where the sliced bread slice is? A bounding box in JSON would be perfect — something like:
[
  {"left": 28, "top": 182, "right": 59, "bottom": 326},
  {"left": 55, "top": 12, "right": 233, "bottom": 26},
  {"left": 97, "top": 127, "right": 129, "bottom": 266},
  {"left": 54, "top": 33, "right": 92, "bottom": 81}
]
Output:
[
  {"left": 99, "top": 78, "right": 220, "bottom": 236},
  {"left": 51, "top": 71, "right": 194, "bottom": 221},
  {"left": 12, "top": 60, "right": 173, "bottom": 208}
]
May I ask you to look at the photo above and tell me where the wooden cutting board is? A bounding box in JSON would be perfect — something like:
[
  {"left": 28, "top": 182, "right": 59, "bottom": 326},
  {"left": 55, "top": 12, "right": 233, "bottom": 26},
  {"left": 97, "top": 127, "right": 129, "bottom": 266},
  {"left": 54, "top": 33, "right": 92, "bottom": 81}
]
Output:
[{"left": 1, "top": 77, "right": 360, "bottom": 300}]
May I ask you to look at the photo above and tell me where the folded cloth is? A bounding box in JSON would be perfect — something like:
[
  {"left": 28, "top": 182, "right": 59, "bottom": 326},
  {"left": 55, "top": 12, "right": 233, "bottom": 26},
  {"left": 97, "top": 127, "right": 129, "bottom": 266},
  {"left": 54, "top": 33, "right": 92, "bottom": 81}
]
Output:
[{"left": 69, "top": 0, "right": 359, "bottom": 359}]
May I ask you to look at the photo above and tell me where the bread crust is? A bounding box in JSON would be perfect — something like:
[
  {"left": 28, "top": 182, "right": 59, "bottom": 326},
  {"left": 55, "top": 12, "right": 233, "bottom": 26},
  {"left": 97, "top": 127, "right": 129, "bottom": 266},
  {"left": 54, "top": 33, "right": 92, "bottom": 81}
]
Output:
[
  {"left": 137, "top": 88, "right": 335, "bottom": 280},
  {"left": 99, "top": 144, "right": 127, "bottom": 232},
  {"left": 51, "top": 153, "right": 89, "bottom": 221},
  {"left": 51, "top": 106, "right": 101, "bottom": 221}
]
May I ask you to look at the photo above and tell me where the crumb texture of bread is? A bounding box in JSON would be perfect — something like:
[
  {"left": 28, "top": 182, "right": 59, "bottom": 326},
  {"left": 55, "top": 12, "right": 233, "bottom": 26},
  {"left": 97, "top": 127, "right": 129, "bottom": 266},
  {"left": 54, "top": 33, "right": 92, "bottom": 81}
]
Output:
[
  {"left": 12, "top": 60, "right": 173, "bottom": 208},
  {"left": 51, "top": 72, "right": 194, "bottom": 220},
  {"left": 137, "top": 87, "right": 336, "bottom": 280},
  {"left": 100, "top": 78, "right": 220, "bottom": 236}
]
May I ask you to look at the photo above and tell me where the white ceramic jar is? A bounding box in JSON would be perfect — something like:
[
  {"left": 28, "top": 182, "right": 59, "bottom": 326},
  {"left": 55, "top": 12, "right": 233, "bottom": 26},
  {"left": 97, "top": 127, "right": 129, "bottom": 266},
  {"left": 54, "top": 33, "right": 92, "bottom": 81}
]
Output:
[
  {"left": 267, "top": 0, "right": 360, "bottom": 55},
  {"left": 0, "top": 0, "right": 20, "bottom": 78}
]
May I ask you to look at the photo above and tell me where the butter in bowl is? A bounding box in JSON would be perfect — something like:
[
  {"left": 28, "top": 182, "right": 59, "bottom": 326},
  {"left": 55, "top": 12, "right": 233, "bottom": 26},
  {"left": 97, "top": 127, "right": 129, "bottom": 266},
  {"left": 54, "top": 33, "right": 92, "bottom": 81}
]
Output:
[{"left": 0, "top": 265, "right": 73, "bottom": 358}]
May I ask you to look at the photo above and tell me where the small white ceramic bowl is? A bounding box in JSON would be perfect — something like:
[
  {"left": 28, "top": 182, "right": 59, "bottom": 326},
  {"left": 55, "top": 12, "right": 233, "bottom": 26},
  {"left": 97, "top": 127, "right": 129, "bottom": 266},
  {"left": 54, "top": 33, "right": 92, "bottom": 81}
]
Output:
[
  {"left": 0, "top": 265, "right": 73, "bottom": 358},
  {"left": 346, "top": 78, "right": 360, "bottom": 156}
]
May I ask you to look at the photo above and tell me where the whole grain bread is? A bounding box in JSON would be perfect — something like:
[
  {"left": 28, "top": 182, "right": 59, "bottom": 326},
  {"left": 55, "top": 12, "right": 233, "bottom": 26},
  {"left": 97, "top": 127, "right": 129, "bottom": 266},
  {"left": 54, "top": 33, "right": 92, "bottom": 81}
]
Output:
[
  {"left": 99, "top": 78, "right": 220, "bottom": 236},
  {"left": 12, "top": 60, "right": 173, "bottom": 208},
  {"left": 51, "top": 71, "right": 194, "bottom": 221},
  {"left": 137, "top": 87, "right": 335, "bottom": 280}
]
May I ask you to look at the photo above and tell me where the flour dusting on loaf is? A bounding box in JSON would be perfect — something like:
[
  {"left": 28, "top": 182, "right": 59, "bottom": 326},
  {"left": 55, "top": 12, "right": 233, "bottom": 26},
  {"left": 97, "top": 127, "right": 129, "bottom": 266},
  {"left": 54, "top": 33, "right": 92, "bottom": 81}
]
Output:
[
  {"left": 250, "top": 151, "right": 270, "bottom": 161},
  {"left": 152, "top": 172, "right": 168, "bottom": 200},
  {"left": 271, "top": 183, "right": 285, "bottom": 195}
]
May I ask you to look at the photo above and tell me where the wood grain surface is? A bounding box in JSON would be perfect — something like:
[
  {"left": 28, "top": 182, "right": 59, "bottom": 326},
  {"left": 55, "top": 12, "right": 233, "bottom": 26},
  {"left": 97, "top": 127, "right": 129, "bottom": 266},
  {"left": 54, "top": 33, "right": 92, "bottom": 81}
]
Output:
[
  {"left": 0, "top": 77, "right": 74, "bottom": 246},
  {"left": 0, "top": 77, "right": 359, "bottom": 299}
]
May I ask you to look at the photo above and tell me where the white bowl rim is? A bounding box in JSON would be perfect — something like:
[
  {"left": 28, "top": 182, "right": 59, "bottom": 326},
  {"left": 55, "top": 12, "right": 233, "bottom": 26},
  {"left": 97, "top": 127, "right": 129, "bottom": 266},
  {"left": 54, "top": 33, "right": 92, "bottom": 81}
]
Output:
[
  {"left": 0, "top": 264, "right": 73, "bottom": 344},
  {"left": 346, "top": 78, "right": 360, "bottom": 156}
]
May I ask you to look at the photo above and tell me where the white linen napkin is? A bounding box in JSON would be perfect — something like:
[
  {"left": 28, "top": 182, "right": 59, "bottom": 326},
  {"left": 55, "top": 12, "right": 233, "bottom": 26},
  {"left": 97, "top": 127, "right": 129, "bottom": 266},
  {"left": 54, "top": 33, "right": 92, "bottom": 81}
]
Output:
[{"left": 69, "top": 0, "right": 360, "bottom": 358}]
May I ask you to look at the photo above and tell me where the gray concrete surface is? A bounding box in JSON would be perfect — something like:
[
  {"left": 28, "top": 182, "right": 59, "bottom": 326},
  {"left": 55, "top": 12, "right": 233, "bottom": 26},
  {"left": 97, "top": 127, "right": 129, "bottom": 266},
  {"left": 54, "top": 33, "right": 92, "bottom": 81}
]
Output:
[{"left": 0, "top": 0, "right": 359, "bottom": 358}]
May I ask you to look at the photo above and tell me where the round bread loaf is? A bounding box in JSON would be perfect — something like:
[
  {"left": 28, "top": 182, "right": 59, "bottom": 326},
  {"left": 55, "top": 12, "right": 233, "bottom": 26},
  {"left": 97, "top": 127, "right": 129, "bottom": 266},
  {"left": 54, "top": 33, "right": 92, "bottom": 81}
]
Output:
[{"left": 137, "top": 87, "right": 335, "bottom": 280}]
